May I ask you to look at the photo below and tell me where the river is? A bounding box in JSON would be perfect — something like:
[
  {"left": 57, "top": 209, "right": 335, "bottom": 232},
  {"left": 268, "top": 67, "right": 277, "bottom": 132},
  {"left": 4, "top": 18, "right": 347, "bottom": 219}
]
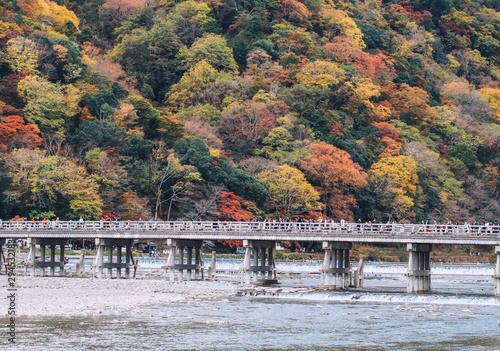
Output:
[{"left": 10, "top": 262, "right": 500, "bottom": 350}]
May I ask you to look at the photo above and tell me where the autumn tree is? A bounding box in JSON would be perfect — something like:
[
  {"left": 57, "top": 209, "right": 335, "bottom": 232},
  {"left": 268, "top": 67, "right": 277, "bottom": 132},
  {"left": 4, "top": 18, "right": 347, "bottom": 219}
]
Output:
[
  {"left": 153, "top": 153, "right": 202, "bottom": 220},
  {"left": 17, "top": 75, "right": 80, "bottom": 136},
  {"left": 3, "top": 148, "right": 102, "bottom": 219},
  {"left": 0, "top": 115, "right": 43, "bottom": 152},
  {"left": 367, "top": 155, "right": 419, "bottom": 220},
  {"left": 392, "top": 83, "right": 437, "bottom": 126},
  {"left": 300, "top": 142, "right": 367, "bottom": 221},
  {"left": 217, "top": 190, "right": 254, "bottom": 221},
  {"left": 218, "top": 100, "right": 278, "bottom": 155},
  {"left": 18, "top": 0, "right": 80, "bottom": 33},
  {"left": 4, "top": 37, "right": 40, "bottom": 74},
  {"left": 295, "top": 60, "right": 344, "bottom": 88},
  {"left": 257, "top": 164, "right": 322, "bottom": 217}
]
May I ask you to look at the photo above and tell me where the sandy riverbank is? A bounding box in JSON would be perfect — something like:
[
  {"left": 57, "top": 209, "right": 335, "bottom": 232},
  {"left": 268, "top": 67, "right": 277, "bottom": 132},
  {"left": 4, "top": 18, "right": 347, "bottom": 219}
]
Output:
[{"left": 1, "top": 276, "right": 241, "bottom": 318}]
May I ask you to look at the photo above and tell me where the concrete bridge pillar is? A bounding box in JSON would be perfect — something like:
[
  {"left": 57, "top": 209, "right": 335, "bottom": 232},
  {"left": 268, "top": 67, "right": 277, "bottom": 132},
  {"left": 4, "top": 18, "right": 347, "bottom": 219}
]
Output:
[
  {"left": 94, "top": 238, "right": 133, "bottom": 278},
  {"left": 493, "top": 246, "right": 500, "bottom": 295},
  {"left": 166, "top": 239, "right": 203, "bottom": 282},
  {"left": 242, "top": 240, "right": 277, "bottom": 285},
  {"left": 321, "top": 242, "right": 352, "bottom": 289},
  {"left": 407, "top": 243, "right": 431, "bottom": 293},
  {"left": 27, "top": 238, "right": 68, "bottom": 277}
]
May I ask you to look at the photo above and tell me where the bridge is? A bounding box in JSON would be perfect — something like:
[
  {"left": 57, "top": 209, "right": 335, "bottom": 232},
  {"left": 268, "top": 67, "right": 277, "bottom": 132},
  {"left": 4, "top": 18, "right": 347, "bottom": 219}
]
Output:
[{"left": 1, "top": 220, "right": 500, "bottom": 294}]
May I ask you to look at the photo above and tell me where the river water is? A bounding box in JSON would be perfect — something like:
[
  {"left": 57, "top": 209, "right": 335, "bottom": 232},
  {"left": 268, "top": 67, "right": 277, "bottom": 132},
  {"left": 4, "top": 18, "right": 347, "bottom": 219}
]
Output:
[{"left": 11, "top": 262, "right": 500, "bottom": 350}]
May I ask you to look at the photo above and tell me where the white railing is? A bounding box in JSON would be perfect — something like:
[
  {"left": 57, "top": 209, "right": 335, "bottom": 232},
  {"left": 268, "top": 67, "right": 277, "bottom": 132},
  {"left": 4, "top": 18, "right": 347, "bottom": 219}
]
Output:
[{"left": 0, "top": 221, "right": 498, "bottom": 237}]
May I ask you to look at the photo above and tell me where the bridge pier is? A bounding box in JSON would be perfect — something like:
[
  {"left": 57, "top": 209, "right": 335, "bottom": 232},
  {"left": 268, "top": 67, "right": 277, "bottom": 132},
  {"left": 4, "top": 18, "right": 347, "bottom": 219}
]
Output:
[
  {"left": 166, "top": 239, "right": 203, "bottom": 281},
  {"left": 242, "top": 240, "right": 277, "bottom": 285},
  {"left": 320, "top": 242, "right": 352, "bottom": 289},
  {"left": 407, "top": 243, "right": 431, "bottom": 293},
  {"left": 28, "top": 238, "right": 68, "bottom": 277},
  {"left": 494, "top": 246, "right": 500, "bottom": 295},
  {"left": 94, "top": 239, "right": 133, "bottom": 278}
]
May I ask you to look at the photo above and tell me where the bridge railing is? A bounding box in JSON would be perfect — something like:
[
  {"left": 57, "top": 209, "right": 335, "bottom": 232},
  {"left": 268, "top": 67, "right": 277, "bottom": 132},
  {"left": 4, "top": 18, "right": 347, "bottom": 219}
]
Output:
[{"left": 0, "top": 221, "right": 498, "bottom": 237}]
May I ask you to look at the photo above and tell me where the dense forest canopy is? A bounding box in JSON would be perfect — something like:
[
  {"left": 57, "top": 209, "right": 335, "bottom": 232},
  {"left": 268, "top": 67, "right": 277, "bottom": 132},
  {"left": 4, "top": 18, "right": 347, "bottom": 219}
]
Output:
[{"left": 1, "top": 0, "right": 500, "bottom": 223}]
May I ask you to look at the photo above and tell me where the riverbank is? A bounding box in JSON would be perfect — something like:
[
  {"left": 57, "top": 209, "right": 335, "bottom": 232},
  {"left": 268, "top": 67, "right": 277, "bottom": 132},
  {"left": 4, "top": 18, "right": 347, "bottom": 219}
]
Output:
[{"left": 1, "top": 276, "right": 240, "bottom": 318}]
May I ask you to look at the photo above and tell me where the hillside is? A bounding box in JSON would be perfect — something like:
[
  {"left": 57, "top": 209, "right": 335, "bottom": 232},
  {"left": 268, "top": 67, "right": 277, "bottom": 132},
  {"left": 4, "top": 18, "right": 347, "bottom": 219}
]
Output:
[{"left": 1, "top": 0, "right": 500, "bottom": 223}]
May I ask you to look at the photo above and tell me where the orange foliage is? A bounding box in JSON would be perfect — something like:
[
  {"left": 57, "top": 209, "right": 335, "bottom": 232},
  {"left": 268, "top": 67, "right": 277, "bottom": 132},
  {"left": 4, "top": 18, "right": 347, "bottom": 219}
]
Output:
[
  {"left": 216, "top": 191, "right": 254, "bottom": 221},
  {"left": 0, "top": 115, "right": 42, "bottom": 152},
  {"left": 391, "top": 84, "right": 437, "bottom": 125},
  {"left": 372, "top": 122, "right": 403, "bottom": 158},
  {"left": 323, "top": 38, "right": 395, "bottom": 83},
  {"left": 300, "top": 142, "right": 367, "bottom": 220},
  {"left": 18, "top": 0, "right": 80, "bottom": 32},
  {"left": 277, "top": 0, "right": 310, "bottom": 23}
]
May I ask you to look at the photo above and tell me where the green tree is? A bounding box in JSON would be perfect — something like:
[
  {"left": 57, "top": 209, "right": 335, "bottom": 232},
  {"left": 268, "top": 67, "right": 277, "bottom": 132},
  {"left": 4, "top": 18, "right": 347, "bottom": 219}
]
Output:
[
  {"left": 18, "top": 75, "right": 80, "bottom": 136},
  {"left": 175, "top": 34, "right": 238, "bottom": 74}
]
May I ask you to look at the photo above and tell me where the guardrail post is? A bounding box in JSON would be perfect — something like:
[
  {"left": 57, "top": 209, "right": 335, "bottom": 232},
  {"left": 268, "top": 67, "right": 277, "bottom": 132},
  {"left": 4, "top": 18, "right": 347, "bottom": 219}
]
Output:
[{"left": 406, "top": 243, "right": 431, "bottom": 292}]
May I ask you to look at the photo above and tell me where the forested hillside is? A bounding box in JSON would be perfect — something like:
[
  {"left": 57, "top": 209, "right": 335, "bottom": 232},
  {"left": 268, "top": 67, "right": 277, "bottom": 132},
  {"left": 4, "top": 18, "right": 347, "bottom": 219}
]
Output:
[{"left": 1, "top": 0, "right": 500, "bottom": 223}]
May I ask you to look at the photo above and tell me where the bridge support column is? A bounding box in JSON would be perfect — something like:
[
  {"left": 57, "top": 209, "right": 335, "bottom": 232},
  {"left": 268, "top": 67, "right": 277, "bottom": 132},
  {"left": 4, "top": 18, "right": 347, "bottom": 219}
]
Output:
[
  {"left": 166, "top": 239, "right": 203, "bottom": 282},
  {"left": 94, "top": 239, "right": 133, "bottom": 278},
  {"left": 242, "top": 240, "right": 277, "bottom": 285},
  {"left": 321, "top": 242, "right": 352, "bottom": 289},
  {"left": 407, "top": 244, "right": 431, "bottom": 293},
  {"left": 27, "top": 238, "right": 68, "bottom": 277},
  {"left": 493, "top": 246, "right": 500, "bottom": 295}
]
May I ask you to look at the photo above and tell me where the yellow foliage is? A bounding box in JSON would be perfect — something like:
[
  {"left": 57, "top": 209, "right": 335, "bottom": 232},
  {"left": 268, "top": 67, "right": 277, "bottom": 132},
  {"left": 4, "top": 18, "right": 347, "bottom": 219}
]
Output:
[
  {"left": 321, "top": 8, "right": 365, "bottom": 48},
  {"left": 345, "top": 78, "right": 381, "bottom": 102},
  {"left": 296, "top": 60, "right": 344, "bottom": 88},
  {"left": 18, "top": 0, "right": 80, "bottom": 32},
  {"left": 370, "top": 155, "right": 418, "bottom": 195},
  {"left": 5, "top": 37, "right": 40, "bottom": 74},
  {"left": 479, "top": 87, "right": 500, "bottom": 122},
  {"left": 0, "top": 21, "right": 22, "bottom": 42},
  {"left": 257, "top": 164, "right": 323, "bottom": 216}
]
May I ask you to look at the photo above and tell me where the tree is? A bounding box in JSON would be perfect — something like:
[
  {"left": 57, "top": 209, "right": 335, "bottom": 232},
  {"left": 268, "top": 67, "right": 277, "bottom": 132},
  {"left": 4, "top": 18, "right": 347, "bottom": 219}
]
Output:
[
  {"left": 4, "top": 37, "right": 40, "bottom": 74},
  {"left": 110, "top": 19, "right": 181, "bottom": 100},
  {"left": 320, "top": 8, "right": 365, "bottom": 48},
  {"left": 448, "top": 143, "right": 479, "bottom": 175},
  {"left": 175, "top": 34, "right": 238, "bottom": 74},
  {"left": 166, "top": 60, "right": 229, "bottom": 112},
  {"left": 17, "top": 75, "right": 80, "bottom": 136},
  {"left": 3, "top": 149, "right": 102, "bottom": 219},
  {"left": 295, "top": 60, "right": 344, "bottom": 88},
  {"left": 0, "top": 115, "right": 43, "bottom": 152},
  {"left": 257, "top": 164, "right": 322, "bottom": 217},
  {"left": 153, "top": 153, "right": 202, "bottom": 220},
  {"left": 18, "top": 0, "right": 80, "bottom": 33},
  {"left": 368, "top": 155, "right": 419, "bottom": 220},
  {"left": 216, "top": 190, "right": 254, "bottom": 221},
  {"left": 392, "top": 83, "right": 437, "bottom": 126},
  {"left": 218, "top": 100, "right": 278, "bottom": 155},
  {"left": 300, "top": 142, "right": 367, "bottom": 221},
  {"left": 174, "top": 137, "right": 269, "bottom": 206},
  {"left": 85, "top": 148, "right": 128, "bottom": 212}
]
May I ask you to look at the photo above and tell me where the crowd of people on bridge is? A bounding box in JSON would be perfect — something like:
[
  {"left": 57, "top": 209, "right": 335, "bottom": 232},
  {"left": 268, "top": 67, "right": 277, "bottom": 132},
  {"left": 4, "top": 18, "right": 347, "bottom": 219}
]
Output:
[{"left": 1, "top": 215, "right": 499, "bottom": 234}]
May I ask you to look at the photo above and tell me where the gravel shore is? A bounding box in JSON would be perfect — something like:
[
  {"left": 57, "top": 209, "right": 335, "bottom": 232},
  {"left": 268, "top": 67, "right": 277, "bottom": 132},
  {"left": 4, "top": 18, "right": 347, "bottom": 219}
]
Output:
[{"left": 1, "top": 276, "right": 240, "bottom": 318}]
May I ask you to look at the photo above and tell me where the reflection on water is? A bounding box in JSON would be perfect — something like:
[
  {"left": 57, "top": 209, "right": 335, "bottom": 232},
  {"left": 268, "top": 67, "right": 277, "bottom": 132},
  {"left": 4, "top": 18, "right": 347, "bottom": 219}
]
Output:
[{"left": 8, "top": 265, "right": 500, "bottom": 351}]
